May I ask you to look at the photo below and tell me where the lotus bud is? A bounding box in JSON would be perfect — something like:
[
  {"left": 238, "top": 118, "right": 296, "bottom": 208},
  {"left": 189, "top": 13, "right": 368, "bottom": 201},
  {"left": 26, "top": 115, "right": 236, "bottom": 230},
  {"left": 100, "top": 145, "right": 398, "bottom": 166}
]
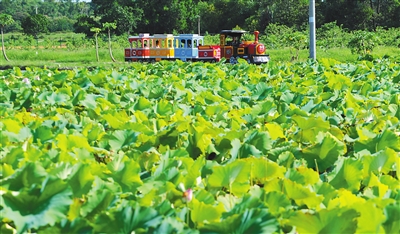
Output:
[
  {"left": 22, "top": 78, "right": 30, "bottom": 85},
  {"left": 183, "top": 188, "right": 193, "bottom": 202}
]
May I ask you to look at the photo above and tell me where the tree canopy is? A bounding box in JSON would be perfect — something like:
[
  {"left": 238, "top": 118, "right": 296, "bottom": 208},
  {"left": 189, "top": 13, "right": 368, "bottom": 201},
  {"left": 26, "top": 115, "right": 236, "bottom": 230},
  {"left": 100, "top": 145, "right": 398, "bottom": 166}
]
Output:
[
  {"left": 0, "top": 0, "right": 399, "bottom": 35},
  {"left": 21, "top": 14, "right": 49, "bottom": 37}
]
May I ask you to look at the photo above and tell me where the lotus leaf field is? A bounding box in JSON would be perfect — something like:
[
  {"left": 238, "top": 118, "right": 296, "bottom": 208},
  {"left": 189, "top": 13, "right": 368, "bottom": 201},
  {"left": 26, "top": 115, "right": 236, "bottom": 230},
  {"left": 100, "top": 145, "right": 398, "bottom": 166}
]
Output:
[{"left": 1, "top": 58, "right": 400, "bottom": 233}]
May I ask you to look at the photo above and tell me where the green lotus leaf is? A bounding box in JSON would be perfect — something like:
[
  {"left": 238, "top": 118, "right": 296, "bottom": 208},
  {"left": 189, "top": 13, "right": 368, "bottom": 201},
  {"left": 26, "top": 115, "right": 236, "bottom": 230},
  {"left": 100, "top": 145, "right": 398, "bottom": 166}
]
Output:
[
  {"left": 67, "top": 163, "right": 95, "bottom": 197},
  {"left": 109, "top": 159, "right": 143, "bottom": 192},
  {"left": 263, "top": 191, "right": 292, "bottom": 216},
  {"left": 207, "top": 160, "right": 251, "bottom": 196},
  {"left": 2, "top": 164, "right": 72, "bottom": 233},
  {"left": 328, "top": 157, "right": 364, "bottom": 192},
  {"left": 245, "top": 157, "right": 286, "bottom": 184},
  {"left": 182, "top": 156, "right": 205, "bottom": 189},
  {"left": 356, "top": 200, "right": 387, "bottom": 233},
  {"left": 39, "top": 218, "right": 93, "bottom": 234},
  {"left": 354, "top": 129, "right": 400, "bottom": 154},
  {"left": 285, "top": 165, "right": 319, "bottom": 186},
  {"left": 56, "top": 134, "right": 93, "bottom": 152},
  {"left": 190, "top": 198, "right": 225, "bottom": 227},
  {"left": 52, "top": 72, "right": 70, "bottom": 87},
  {"left": 134, "top": 96, "right": 152, "bottom": 110},
  {"left": 155, "top": 99, "right": 174, "bottom": 116},
  {"left": 289, "top": 208, "right": 358, "bottom": 234},
  {"left": 362, "top": 148, "right": 398, "bottom": 175},
  {"left": 80, "top": 177, "right": 116, "bottom": 221},
  {"left": 230, "top": 130, "right": 273, "bottom": 160},
  {"left": 283, "top": 179, "right": 323, "bottom": 209},
  {"left": 80, "top": 93, "right": 99, "bottom": 111},
  {"left": 87, "top": 71, "right": 108, "bottom": 85},
  {"left": 313, "top": 181, "right": 338, "bottom": 207},
  {"left": 45, "top": 92, "right": 70, "bottom": 106},
  {"left": 1, "top": 118, "right": 23, "bottom": 134},
  {"left": 1, "top": 147, "right": 25, "bottom": 170},
  {"left": 200, "top": 208, "right": 278, "bottom": 234},
  {"left": 325, "top": 71, "right": 352, "bottom": 90},
  {"left": 292, "top": 115, "right": 331, "bottom": 143},
  {"left": 301, "top": 132, "right": 346, "bottom": 172},
  {"left": 33, "top": 125, "right": 54, "bottom": 143},
  {"left": 94, "top": 201, "right": 162, "bottom": 233},
  {"left": 383, "top": 204, "right": 400, "bottom": 234},
  {"left": 106, "top": 129, "right": 139, "bottom": 151}
]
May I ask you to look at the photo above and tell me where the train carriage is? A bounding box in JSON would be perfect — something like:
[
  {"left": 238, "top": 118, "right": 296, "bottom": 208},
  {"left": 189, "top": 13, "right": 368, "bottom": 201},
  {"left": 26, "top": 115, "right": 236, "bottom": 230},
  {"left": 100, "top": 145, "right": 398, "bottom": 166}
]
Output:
[
  {"left": 125, "top": 33, "right": 152, "bottom": 62},
  {"left": 174, "top": 34, "right": 203, "bottom": 62},
  {"left": 151, "top": 34, "right": 175, "bottom": 61}
]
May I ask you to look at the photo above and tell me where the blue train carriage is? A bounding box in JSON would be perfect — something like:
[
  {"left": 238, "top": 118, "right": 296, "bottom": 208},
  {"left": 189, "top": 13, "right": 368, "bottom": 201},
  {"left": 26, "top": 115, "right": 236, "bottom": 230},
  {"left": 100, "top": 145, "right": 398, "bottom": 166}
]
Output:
[
  {"left": 174, "top": 34, "right": 204, "bottom": 62},
  {"left": 124, "top": 33, "right": 153, "bottom": 62},
  {"left": 151, "top": 34, "right": 175, "bottom": 61}
]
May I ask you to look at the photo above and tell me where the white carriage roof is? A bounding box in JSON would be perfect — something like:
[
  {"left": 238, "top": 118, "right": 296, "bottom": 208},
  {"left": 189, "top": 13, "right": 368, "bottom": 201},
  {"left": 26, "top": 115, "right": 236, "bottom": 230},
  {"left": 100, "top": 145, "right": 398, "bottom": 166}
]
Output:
[
  {"left": 153, "top": 34, "right": 174, "bottom": 38},
  {"left": 175, "top": 34, "right": 203, "bottom": 39}
]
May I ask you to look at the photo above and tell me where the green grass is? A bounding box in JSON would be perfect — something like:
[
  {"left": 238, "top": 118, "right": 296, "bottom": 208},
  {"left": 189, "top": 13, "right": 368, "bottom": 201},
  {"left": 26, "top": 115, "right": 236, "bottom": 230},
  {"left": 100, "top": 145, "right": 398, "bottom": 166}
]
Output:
[
  {"left": 268, "top": 46, "right": 400, "bottom": 63},
  {"left": 1, "top": 45, "right": 399, "bottom": 69},
  {"left": 0, "top": 48, "right": 126, "bottom": 69}
]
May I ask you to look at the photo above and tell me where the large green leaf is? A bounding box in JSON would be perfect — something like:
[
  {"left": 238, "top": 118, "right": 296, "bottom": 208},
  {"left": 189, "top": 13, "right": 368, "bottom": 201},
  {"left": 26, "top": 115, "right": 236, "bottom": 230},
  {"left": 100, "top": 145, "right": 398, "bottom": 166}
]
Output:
[
  {"left": 1, "top": 163, "right": 72, "bottom": 233},
  {"left": 207, "top": 160, "right": 251, "bottom": 196},
  {"left": 200, "top": 208, "right": 278, "bottom": 233},
  {"left": 107, "top": 130, "right": 139, "bottom": 150},
  {"left": 93, "top": 201, "right": 162, "bottom": 233},
  {"left": 301, "top": 132, "right": 346, "bottom": 172},
  {"left": 289, "top": 208, "right": 358, "bottom": 234},
  {"left": 354, "top": 129, "right": 400, "bottom": 153},
  {"left": 328, "top": 157, "right": 364, "bottom": 192}
]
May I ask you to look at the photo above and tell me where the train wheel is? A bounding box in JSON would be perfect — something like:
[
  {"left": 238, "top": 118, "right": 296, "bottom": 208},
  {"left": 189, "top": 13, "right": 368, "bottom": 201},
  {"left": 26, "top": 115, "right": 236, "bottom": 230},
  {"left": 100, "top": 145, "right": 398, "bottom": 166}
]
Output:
[{"left": 229, "top": 56, "right": 237, "bottom": 64}]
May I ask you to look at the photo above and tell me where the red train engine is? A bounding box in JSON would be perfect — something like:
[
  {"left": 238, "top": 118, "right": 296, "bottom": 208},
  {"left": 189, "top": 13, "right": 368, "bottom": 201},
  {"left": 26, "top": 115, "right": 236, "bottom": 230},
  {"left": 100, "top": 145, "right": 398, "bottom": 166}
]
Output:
[{"left": 219, "top": 30, "right": 270, "bottom": 64}]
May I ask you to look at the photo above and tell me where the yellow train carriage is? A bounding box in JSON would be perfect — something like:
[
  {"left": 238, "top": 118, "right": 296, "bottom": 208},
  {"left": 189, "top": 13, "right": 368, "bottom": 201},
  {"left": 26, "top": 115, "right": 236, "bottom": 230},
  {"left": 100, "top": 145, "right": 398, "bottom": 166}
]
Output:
[{"left": 150, "top": 34, "right": 175, "bottom": 61}]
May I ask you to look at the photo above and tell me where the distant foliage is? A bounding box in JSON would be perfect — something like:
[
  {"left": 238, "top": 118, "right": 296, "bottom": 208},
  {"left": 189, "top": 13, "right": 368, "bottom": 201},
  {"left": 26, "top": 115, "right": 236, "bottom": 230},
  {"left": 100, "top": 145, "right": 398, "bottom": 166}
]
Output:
[
  {"left": 21, "top": 14, "right": 49, "bottom": 38},
  {"left": 317, "top": 21, "right": 350, "bottom": 50},
  {"left": 347, "top": 31, "right": 381, "bottom": 57}
]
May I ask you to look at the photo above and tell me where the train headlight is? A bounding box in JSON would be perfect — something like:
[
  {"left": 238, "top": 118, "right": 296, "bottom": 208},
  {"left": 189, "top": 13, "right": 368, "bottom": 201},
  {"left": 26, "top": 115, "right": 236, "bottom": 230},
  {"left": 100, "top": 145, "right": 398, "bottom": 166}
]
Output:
[{"left": 256, "top": 44, "right": 265, "bottom": 54}]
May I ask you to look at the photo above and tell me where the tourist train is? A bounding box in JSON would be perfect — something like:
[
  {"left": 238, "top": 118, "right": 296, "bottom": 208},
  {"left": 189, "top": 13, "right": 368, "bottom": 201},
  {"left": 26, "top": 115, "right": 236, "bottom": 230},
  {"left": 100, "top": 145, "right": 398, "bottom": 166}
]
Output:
[{"left": 124, "top": 30, "right": 270, "bottom": 64}]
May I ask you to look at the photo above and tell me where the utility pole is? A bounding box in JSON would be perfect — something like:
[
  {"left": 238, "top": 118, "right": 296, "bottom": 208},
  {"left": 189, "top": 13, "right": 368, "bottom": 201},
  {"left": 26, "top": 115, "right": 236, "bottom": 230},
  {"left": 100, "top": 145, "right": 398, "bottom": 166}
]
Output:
[
  {"left": 309, "top": 0, "right": 316, "bottom": 59},
  {"left": 195, "top": 15, "right": 201, "bottom": 35}
]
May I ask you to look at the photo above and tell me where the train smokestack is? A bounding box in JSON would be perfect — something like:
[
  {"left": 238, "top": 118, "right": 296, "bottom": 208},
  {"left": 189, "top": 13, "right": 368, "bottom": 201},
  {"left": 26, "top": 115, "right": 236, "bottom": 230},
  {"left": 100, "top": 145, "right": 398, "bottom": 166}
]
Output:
[{"left": 254, "top": 31, "right": 259, "bottom": 43}]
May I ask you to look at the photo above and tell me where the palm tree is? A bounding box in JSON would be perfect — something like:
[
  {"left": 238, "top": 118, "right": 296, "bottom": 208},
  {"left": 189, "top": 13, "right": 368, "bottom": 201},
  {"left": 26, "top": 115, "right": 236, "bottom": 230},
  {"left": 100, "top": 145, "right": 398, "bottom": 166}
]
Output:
[
  {"left": 0, "top": 14, "right": 14, "bottom": 62},
  {"left": 103, "top": 22, "right": 117, "bottom": 62}
]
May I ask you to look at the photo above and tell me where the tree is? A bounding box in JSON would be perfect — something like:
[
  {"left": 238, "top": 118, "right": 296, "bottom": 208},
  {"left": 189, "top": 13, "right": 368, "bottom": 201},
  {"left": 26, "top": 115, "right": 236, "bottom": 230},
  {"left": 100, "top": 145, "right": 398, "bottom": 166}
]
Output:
[
  {"left": 0, "top": 13, "right": 14, "bottom": 61},
  {"left": 103, "top": 22, "right": 117, "bottom": 62},
  {"left": 21, "top": 14, "right": 49, "bottom": 38},
  {"left": 91, "top": 0, "right": 142, "bottom": 35},
  {"left": 73, "top": 15, "right": 101, "bottom": 37},
  {"left": 90, "top": 27, "right": 101, "bottom": 62}
]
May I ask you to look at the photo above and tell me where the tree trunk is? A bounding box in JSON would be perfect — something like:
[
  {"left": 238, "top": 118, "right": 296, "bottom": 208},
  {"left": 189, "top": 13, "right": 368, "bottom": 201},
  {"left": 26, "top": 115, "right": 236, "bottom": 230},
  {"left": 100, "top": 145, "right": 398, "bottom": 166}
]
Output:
[
  {"left": 108, "top": 29, "right": 116, "bottom": 62},
  {"left": 1, "top": 27, "right": 10, "bottom": 61},
  {"left": 95, "top": 33, "right": 99, "bottom": 62}
]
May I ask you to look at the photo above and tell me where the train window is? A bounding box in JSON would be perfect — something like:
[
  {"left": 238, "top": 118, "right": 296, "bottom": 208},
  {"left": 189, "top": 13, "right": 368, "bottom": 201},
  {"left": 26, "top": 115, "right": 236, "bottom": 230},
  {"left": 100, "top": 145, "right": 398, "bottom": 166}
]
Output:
[
  {"left": 188, "top": 39, "right": 192, "bottom": 48},
  {"left": 132, "top": 41, "right": 138, "bottom": 48},
  {"left": 155, "top": 40, "right": 160, "bottom": 48},
  {"left": 193, "top": 39, "right": 197, "bottom": 47},
  {"left": 143, "top": 40, "right": 149, "bottom": 48},
  {"left": 168, "top": 39, "right": 172, "bottom": 48}
]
